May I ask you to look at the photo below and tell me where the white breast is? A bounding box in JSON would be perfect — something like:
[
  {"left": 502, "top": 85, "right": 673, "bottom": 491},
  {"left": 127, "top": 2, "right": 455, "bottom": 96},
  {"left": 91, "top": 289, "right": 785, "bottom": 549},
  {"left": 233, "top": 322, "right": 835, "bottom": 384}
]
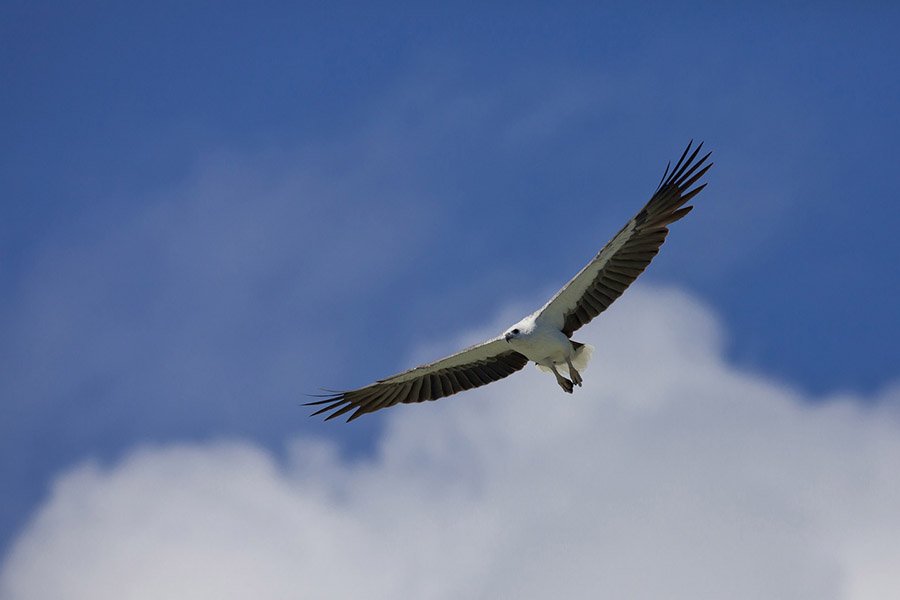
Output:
[{"left": 508, "top": 322, "right": 573, "bottom": 366}]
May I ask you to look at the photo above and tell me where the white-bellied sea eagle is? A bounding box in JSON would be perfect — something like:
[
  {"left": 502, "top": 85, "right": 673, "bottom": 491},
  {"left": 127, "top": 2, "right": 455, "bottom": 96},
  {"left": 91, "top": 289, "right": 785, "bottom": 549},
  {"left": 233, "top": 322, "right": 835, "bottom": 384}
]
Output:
[{"left": 307, "top": 142, "right": 712, "bottom": 422}]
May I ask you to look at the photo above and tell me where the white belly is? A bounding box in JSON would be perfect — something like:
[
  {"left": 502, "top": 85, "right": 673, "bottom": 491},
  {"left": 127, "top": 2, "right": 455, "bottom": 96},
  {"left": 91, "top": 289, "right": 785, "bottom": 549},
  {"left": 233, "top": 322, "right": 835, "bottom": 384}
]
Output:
[{"left": 508, "top": 324, "right": 573, "bottom": 367}]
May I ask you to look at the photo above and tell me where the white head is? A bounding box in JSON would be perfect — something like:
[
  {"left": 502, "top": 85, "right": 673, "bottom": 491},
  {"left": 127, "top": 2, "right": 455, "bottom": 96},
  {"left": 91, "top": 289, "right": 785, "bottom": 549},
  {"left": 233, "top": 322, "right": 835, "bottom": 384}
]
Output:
[{"left": 503, "top": 316, "right": 535, "bottom": 343}]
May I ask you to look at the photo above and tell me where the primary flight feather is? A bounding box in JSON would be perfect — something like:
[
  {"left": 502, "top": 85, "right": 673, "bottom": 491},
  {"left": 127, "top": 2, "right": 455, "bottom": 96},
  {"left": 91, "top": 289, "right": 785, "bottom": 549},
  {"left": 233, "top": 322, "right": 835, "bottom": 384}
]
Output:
[{"left": 308, "top": 141, "right": 712, "bottom": 422}]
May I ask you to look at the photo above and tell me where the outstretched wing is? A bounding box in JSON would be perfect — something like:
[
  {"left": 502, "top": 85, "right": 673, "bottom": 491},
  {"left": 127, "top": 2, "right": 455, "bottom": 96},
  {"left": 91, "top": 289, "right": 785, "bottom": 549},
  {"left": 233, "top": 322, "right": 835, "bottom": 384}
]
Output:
[
  {"left": 306, "top": 338, "right": 528, "bottom": 422},
  {"left": 536, "top": 141, "right": 712, "bottom": 336}
]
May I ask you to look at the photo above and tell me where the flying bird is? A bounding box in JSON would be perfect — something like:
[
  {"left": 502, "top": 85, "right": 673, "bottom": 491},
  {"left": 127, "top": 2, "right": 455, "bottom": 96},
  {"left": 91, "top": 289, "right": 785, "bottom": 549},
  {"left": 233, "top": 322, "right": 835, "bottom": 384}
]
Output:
[{"left": 308, "top": 142, "right": 712, "bottom": 422}]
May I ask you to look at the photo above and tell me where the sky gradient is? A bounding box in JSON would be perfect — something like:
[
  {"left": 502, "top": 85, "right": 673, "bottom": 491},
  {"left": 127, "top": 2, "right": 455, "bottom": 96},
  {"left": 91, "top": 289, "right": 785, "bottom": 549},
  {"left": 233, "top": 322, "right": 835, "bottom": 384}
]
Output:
[{"left": 2, "top": 3, "right": 900, "bottom": 596}]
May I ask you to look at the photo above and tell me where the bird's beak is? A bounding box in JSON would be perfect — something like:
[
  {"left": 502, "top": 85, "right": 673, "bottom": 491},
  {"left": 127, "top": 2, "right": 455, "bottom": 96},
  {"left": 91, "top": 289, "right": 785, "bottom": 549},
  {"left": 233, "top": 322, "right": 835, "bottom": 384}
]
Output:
[{"left": 504, "top": 333, "right": 512, "bottom": 342}]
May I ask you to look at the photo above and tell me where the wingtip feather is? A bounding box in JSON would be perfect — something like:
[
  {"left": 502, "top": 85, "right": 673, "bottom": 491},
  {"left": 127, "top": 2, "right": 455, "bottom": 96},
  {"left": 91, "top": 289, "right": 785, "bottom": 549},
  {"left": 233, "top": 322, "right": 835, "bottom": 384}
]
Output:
[{"left": 310, "top": 399, "right": 346, "bottom": 417}]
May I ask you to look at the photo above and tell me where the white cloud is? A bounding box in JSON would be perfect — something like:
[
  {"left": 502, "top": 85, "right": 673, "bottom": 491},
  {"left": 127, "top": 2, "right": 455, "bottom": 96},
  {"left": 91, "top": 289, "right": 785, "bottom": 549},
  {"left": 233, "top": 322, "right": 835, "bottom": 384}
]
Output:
[{"left": 2, "top": 285, "right": 899, "bottom": 600}]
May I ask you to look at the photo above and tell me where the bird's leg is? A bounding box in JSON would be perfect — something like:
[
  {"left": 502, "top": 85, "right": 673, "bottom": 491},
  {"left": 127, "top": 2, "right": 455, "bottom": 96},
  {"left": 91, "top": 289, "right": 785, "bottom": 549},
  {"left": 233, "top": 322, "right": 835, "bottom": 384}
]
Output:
[
  {"left": 566, "top": 358, "right": 583, "bottom": 387},
  {"left": 550, "top": 365, "right": 574, "bottom": 394}
]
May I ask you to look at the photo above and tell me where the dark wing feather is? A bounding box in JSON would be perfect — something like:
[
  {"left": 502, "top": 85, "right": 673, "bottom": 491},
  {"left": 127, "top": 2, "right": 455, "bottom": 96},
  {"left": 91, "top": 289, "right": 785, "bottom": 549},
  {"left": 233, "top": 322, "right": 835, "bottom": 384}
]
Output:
[
  {"left": 536, "top": 141, "right": 712, "bottom": 337},
  {"left": 306, "top": 338, "right": 528, "bottom": 422}
]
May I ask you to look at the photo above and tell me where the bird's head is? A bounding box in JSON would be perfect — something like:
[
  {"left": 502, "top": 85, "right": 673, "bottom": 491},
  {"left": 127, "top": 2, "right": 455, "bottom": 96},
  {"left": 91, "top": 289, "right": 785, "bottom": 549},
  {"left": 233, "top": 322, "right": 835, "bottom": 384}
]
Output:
[{"left": 504, "top": 318, "right": 534, "bottom": 342}]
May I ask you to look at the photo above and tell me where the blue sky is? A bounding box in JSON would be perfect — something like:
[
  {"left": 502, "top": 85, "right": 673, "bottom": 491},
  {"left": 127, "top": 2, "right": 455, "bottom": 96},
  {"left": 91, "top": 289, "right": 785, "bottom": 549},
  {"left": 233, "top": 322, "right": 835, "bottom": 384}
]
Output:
[{"left": 2, "top": 3, "right": 900, "bottom": 593}]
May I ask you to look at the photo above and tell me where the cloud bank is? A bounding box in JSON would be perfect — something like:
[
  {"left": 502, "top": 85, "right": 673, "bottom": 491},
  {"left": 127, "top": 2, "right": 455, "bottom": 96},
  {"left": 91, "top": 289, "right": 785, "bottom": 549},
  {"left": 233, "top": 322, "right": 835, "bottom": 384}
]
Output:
[{"left": 2, "top": 286, "right": 899, "bottom": 600}]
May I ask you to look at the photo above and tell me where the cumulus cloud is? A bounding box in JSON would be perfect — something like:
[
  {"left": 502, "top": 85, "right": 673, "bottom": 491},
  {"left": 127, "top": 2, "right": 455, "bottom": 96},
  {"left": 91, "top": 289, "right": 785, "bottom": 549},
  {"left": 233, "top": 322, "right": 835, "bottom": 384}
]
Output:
[{"left": 2, "top": 286, "right": 899, "bottom": 600}]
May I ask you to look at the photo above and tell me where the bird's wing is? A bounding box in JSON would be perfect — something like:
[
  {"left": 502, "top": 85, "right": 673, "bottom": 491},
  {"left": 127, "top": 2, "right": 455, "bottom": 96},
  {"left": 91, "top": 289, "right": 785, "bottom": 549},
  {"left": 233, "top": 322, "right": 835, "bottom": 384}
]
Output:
[
  {"left": 306, "top": 337, "right": 528, "bottom": 422},
  {"left": 536, "top": 141, "right": 712, "bottom": 337}
]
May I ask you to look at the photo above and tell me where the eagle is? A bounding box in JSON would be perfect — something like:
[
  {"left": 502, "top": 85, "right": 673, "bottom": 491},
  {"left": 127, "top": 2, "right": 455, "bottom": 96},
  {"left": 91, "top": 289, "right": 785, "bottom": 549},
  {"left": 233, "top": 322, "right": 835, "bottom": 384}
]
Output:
[{"left": 308, "top": 142, "right": 712, "bottom": 422}]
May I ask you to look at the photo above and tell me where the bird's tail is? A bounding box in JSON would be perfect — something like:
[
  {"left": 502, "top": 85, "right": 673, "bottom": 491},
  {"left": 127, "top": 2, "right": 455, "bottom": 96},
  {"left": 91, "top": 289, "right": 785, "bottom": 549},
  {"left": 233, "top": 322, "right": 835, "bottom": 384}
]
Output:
[
  {"left": 536, "top": 341, "right": 594, "bottom": 377},
  {"left": 569, "top": 341, "right": 594, "bottom": 374}
]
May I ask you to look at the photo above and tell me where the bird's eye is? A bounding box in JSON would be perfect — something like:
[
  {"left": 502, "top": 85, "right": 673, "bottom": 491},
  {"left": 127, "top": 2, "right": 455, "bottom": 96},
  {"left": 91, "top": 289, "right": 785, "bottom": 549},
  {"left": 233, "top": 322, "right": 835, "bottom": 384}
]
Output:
[{"left": 512, "top": 329, "right": 519, "bottom": 335}]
